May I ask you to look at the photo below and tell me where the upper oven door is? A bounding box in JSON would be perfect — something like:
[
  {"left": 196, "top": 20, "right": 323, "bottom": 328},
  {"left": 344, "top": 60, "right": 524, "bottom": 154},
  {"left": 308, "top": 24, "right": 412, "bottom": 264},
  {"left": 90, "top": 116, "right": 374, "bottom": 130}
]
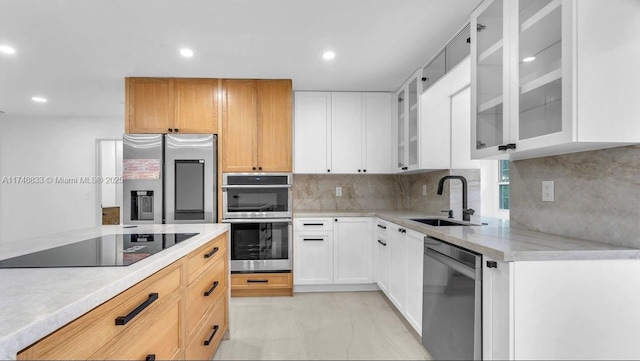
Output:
[{"left": 222, "top": 173, "right": 292, "bottom": 219}]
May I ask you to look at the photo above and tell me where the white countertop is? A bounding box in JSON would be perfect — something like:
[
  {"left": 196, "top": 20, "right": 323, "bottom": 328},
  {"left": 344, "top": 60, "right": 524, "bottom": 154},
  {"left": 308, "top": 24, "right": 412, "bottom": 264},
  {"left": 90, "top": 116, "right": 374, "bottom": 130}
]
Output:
[
  {"left": 0, "top": 223, "right": 229, "bottom": 360},
  {"left": 294, "top": 210, "right": 640, "bottom": 261}
]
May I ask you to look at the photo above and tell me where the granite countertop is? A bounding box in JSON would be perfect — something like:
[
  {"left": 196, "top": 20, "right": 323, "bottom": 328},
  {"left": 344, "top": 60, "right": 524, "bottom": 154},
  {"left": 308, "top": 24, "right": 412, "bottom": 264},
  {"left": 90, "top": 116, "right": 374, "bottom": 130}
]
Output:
[
  {"left": 0, "top": 223, "right": 229, "bottom": 360},
  {"left": 294, "top": 210, "right": 640, "bottom": 262}
]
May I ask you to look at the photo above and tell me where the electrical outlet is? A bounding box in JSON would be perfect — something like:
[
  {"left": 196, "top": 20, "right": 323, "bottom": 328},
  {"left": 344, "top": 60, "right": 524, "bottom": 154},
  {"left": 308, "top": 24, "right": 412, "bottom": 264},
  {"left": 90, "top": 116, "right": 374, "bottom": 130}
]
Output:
[
  {"left": 542, "top": 181, "right": 554, "bottom": 202},
  {"left": 336, "top": 186, "right": 342, "bottom": 197},
  {"left": 422, "top": 184, "right": 427, "bottom": 196}
]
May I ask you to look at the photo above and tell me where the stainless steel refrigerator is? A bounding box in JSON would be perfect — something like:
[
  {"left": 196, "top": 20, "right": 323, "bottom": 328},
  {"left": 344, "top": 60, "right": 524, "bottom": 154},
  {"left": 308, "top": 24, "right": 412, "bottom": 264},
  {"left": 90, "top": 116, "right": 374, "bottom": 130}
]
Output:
[{"left": 123, "top": 134, "right": 217, "bottom": 224}]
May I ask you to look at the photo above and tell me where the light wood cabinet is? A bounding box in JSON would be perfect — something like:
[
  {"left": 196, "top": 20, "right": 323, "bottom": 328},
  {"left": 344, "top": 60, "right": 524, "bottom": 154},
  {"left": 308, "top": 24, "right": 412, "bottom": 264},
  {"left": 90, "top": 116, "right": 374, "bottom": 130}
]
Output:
[
  {"left": 222, "top": 79, "right": 292, "bottom": 172},
  {"left": 126, "top": 78, "right": 219, "bottom": 134},
  {"left": 231, "top": 272, "right": 293, "bottom": 297}
]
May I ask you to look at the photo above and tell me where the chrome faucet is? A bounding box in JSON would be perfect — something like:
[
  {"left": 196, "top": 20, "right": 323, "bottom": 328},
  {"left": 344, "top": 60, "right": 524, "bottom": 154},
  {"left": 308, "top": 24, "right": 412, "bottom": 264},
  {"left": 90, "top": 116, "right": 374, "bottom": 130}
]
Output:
[{"left": 437, "top": 175, "right": 475, "bottom": 222}]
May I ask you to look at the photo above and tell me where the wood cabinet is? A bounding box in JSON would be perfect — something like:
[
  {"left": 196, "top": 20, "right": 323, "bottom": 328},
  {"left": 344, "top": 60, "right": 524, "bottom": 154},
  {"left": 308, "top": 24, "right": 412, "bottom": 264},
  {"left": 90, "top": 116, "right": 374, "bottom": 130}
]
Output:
[
  {"left": 231, "top": 272, "right": 293, "bottom": 297},
  {"left": 125, "top": 78, "right": 219, "bottom": 134},
  {"left": 17, "top": 232, "right": 229, "bottom": 361},
  {"left": 471, "top": 0, "right": 640, "bottom": 160},
  {"left": 222, "top": 79, "right": 292, "bottom": 172}
]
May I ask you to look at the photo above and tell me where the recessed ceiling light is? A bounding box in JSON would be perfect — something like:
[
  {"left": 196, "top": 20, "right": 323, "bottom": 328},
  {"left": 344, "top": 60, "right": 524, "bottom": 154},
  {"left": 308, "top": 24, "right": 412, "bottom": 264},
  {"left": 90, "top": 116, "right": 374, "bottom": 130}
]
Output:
[
  {"left": 322, "top": 51, "right": 336, "bottom": 60},
  {"left": 522, "top": 56, "right": 536, "bottom": 62},
  {"left": 0, "top": 45, "right": 16, "bottom": 55},
  {"left": 180, "top": 48, "right": 194, "bottom": 58},
  {"left": 32, "top": 96, "right": 47, "bottom": 103}
]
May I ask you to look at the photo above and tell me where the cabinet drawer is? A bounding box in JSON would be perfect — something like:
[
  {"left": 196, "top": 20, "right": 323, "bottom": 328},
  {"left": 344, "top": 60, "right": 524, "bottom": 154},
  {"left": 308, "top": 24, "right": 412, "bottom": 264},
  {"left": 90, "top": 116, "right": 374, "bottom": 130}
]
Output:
[
  {"left": 89, "top": 293, "right": 184, "bottom": 361},
  {"left": 231, "top": 272, "right": 292, "bottom": 288},
  {"left": 376, "top": 219, "right": 389, "bottom": 235},
  {"left": 186, "top": 299, "right": 227, "bottom": 360},
  {"left": 187, "top": 233, "right": 227, "bottom": 283},
  {"left": 18, "top": 261, "right": 183, "bottom": 360},
  {"left": 187, "top": 258, "right": 226, "bottom": 335},
  {"left": 294, "top": 218, "right": 333, "bottom": 231}
]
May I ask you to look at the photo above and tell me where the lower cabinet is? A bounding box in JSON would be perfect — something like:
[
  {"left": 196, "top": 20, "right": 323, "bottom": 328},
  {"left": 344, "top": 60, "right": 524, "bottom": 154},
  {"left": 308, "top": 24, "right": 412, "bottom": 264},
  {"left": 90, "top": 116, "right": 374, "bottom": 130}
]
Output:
[
  {"left": 375, "top": 220, "right": 390, "bottom": 294},
  {"left": 231, "top": 273, "right": 293, "bottom": 297},
  {"left": 17, "top": 232, "right": 229, "bottom": 361},
  {"left": 404, "top": 228, "right": 424, "bottom": 334},
  {"left": 388, "top": 223, "right": 407, "bottom": 313}
]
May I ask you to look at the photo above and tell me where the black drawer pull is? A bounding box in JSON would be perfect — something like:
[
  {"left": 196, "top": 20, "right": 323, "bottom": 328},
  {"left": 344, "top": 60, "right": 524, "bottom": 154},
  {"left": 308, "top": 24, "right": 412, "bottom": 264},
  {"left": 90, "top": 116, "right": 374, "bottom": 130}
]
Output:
[
  {"left": 146, "top": 354, "right": 156, "bottom": 361},
  {"left": 247, "top": 279, "right": 268, "bottom": 283},
  {"left": 204, "top": 246, "right": 219, "bottom": 259},
  {"left": 204, "top": 281, "right": 219, "bottom": 297},
  {"left": 303, "top": 223, "right": 324, "bottom": 226},
  {"left": 377, "top": 240, "right": 387, "bottom": 246},
  {"left": 303, "top": 238, "right": 324, "bottom": 241},
  {"left": 377, "top": 224, "right": 387, "bottom": 229},
  {"left": 204, "top": 325, "right": 220, "bottom": 346},
  {"left": 486, "top": 261, "right": 498, "bottom": 268},
  {"left": 115, "top": 293, "right": 158, "bottom": 325}
]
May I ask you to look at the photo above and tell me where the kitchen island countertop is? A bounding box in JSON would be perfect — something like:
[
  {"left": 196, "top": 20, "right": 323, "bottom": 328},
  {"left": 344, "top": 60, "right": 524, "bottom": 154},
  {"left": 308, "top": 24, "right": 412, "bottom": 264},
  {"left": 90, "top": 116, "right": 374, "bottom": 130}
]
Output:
[
  {"left": 294, "top": 210, "right": 640, "bottom": 262},
  {"left": 0, "top": 223, "right": 229, "bottom": 360}
]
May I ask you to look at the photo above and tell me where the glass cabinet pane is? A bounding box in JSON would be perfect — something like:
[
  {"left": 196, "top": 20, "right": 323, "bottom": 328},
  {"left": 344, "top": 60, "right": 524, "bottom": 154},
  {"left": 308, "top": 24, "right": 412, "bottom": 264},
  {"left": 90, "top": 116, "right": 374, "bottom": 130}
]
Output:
[
  {"left": 518, "top": 0, "right": 562, "bottom": 140},
  {"left": 475, "top": 0, "right": 504, "bottom": 151},
  {"left": 446, "top": 24, "right": 471, "bottom": 72},
  {"left": 422, "top": 50, "right": 446, "bottom": 92},
  {"left": 408, "top": 78, "right": 419, "bottom": 167},
  {"left": 397, "top": 89, "right": 406, "bottom": 168}
]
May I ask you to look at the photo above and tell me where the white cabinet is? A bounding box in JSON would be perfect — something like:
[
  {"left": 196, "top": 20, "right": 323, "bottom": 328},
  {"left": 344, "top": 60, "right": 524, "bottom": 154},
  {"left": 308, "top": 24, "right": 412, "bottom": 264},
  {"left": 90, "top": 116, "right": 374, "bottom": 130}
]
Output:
[
  {"left": 293, "top": 224, "right": 334, "bottom": 285},
  {"left": 471, "top": 0, "right": 640, "bottom": 160},
  {"left": 334, "top": 217, "right": 373, "bottom": 284},
  {"left": 388, "top": 223, "right": 407, "bottom": 312},
  {"left": 394, "top": 71, "right": 421, "bottom": 173},
  {"left": 404, "top": 229, "right": 424, "bottom": 334},
  {"left": 294, "top": 92, "right": 392, "bottom": 174},
  {"left": 375, "top": 219, "right": 391, "bottom": 295},
  {"left": 482, "top": 257, "right": 514, "bottom": 360}
]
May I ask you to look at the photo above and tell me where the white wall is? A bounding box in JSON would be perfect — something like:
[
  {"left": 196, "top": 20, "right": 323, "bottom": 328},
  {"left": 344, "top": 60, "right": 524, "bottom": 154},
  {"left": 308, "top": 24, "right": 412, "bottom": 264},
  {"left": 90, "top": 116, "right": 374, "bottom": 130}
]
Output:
[{"left": 0, "top": 115, "right": 123, "bottom": 243}]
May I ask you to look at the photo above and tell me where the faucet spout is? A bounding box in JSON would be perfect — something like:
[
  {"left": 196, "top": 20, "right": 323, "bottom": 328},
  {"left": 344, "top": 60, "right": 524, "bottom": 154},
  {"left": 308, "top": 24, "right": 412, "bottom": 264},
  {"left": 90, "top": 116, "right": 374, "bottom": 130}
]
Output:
[{"left": 436, "top": 175, "right": 473, "bottom": 222}]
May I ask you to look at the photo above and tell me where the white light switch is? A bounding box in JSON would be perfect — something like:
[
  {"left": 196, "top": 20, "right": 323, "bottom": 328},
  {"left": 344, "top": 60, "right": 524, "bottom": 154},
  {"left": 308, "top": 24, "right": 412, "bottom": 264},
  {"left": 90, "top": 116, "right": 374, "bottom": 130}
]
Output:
[
  {"left": 336, "top": 186, "right": 342, "bottom": 197},
  {"left": 542, "top": 181, "right": 554, "bottom": 202}
]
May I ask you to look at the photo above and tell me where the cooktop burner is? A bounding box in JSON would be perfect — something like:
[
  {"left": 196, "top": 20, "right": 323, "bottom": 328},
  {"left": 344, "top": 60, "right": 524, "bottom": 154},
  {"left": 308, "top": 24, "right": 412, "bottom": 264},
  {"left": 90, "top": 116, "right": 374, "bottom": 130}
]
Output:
[{"left": 0, "top": 233, "right": 199, "bottom": 268}]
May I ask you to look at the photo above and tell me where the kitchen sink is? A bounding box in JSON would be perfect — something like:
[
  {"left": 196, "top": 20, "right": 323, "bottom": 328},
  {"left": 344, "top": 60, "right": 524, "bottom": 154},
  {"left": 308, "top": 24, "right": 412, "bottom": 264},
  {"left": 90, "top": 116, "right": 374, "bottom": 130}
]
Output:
[{"left": 410, "top": 218, "right": 471, "bottom": 226}]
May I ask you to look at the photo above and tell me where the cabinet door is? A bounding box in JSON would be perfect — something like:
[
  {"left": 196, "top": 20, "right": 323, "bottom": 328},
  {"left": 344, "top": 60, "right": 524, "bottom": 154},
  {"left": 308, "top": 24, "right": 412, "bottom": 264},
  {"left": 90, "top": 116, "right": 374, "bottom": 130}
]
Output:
[
  {"left": 422, "top": 50, "right": 446, "bottom": 91},
  {"left": 173, "top": 79, "right": 219, "bottom": 134},
  {"left": 126, "top": 78, "right": 173, "bottom": 134},
  {"left": 406, "top": 76, "right": 420, "bottom": 170},
  {"left": 482, "top": 257, "right": 513, "bottom": 360},
  {"left": 333, "top": 217, "right": 373, "bottom": 284},
  {"left": 363, "top": 93, "right": 393, "bottom": 174},
  {"left": 388, "top": 224, "right": 406, "bottom": 312},
  {"left": 294, "top": 92, "right": 332, "bottom": 174},
  {"left": 256, "top": 80, "right": 292, "bottom": 172},
  {"left": 293, "top": 231, "right": 333, "bottom": 285},
  {"left": 331, "top": 93, "right": 363, "bottom": 173},
  {"left": 222, "top": 79, "right": 257, "bottom": 172},
  {"left": 376, "top": 229, "right": 390, "bottom": 295},
  {"left": 395, "top": 88, "right": 407, "bottom": 172},
  {"left": 405, "top": 229, "right": 424, "bottom": 335}
]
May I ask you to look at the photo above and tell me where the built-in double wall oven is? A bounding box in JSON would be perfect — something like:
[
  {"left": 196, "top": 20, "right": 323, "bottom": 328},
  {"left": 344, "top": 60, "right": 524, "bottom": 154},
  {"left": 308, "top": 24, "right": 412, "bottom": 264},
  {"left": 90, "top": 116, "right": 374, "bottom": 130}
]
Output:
[{"left": 222, "top": 173, "right": 292, "bottom": 273}]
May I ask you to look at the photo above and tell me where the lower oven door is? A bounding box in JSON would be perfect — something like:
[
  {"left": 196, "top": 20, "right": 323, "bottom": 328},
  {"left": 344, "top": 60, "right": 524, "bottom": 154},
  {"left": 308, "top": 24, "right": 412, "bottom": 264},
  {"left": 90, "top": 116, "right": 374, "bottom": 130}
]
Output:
[{"left": 224, "top": 219, "right": 292, "bottom": 273}]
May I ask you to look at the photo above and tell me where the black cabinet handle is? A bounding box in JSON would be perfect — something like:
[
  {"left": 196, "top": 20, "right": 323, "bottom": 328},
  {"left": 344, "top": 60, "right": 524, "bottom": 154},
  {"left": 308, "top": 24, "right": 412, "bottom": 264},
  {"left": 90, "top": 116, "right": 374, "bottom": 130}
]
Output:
[
  {"left": 303, "top": 223, "right": 323, "bottom": 226},
  {"left": 327, "top": 169, "right": 331, "bottom": 172},
  {"left": 498, "top": 143, "right": 517, "bottom": 151},
  {"left": 377, "top": 224, "right": 387, "bottom": 229},
  {"left": 168, "top": 128, "right": 173, "bottom": 133},
  {"left": 334, "top": 218, "right": 338, "bottom": 222},
  {"left": 115, "top": 293, "right": 158, "bottom": 325},
  {"left": 252, "top": 167, "right": 257, "bottom": 170},
  {"left": 204, "top": 247, "right": 219, "bottom": 259},
  {"left": 146, "top": 354, "right": 156, "bottom": 361},
  {"left": 303, "top": 238, "right": 324, "bottom": 241},
  {"left": 378, "top": 239, "right": 387, "bottom": 246},
  {"left": 204, "top": 281, "right": 219, "bottom": 297},
  {"left": 204, "top": 325, "right": 220, "bottom": 346},
  {"left": 258, "top": 167, "right": 262, "bottom": 170},
  {"left": 398, "top": 228, "right": 406, "bottom": 233},
  {"left": 358, "top": 169, "right": 361, "bottom": 172},
  {"left": 486, "top": 261, "right": 498, "bottom": 268},
  {"left": 363, "top": 169, "right": 367, "bottom": 173},
  {"left": 247, "top": 279, "right": 268, "bottom": 283},
  {"left": 466, "top": 37, "right": 471, "bottom": 44},
  {"left": 174, "top": 128, "right": 179, "bottom": 132}
]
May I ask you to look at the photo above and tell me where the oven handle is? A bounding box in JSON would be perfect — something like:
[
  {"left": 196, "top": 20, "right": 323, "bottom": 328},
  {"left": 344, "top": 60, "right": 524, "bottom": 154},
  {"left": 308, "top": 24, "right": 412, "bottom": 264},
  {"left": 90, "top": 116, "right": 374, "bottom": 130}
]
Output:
[
  {"left": 222, "top": 218, "right": 292, "bottom": 224},
  {"left": 222, "top": 185, "right": 292, "bottom": 189}
]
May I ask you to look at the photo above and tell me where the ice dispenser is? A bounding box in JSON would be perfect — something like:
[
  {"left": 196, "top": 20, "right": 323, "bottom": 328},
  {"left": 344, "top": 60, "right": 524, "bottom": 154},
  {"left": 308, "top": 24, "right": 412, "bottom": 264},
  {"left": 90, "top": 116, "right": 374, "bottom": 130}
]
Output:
[{"left": 131, "top": 191, "right": 154, "bottom": 220}]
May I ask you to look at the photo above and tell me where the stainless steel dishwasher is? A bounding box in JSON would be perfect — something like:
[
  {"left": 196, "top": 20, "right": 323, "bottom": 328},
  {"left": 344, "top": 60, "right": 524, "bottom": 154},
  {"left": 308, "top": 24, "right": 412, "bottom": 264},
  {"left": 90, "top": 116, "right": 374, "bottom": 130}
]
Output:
[{"left": 422, "top": 236, "right": 482, "bottom": 360}]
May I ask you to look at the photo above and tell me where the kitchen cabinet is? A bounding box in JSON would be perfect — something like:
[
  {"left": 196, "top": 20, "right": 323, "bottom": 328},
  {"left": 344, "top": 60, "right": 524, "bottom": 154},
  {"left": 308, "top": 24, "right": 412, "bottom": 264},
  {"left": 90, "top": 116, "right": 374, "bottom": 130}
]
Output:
[
  {"left": 333, "top": 217, "right": 373, "bottom": 284},
  {"left": 125, "top": 77, "right": 219, "bottom": 134},
  {"left": 293, "top": 220, "right": 334, "bottom": 285},
  {"left": 404, "top": 228, "right": 424, "bottom": 334},
  {"left": 294, "top": 92, "right": 392, "bottom": 174},
  {"left": 471, "top": 0, "right": 640, "bottom": 160},
  {"left": 388, "top": 223, "right": 407, "bottom": 312},
  {"left": 222, "top": 79, "right": 292, "bottom": 172},
  {"left": 230, "top": 273, "right": 293, "bottom": 297},
  {"left": 394, "top": 71, "right": 421, "bottom": 173},
  {"left": 375, "top": 219, "right": 390, "bottom": 295}
]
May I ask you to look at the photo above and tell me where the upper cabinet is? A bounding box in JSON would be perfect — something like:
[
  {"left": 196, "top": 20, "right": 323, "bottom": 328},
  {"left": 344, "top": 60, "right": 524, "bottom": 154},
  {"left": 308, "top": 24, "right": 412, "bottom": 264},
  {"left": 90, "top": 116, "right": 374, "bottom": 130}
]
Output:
[
  {"left": 125, "top": 78, "right": 218, "bottom": 134},
  {"left": 471, "top": 0, "right": 640, "bottom": 160},
  {"left": 395, "top": 71, "right": 421, "bottom": 173},
  {"left": 294, "top": 92, "right": 392, "bottom": 174},
  {"left": 222, "top": 79, "right": 292, "bottom": 172}
]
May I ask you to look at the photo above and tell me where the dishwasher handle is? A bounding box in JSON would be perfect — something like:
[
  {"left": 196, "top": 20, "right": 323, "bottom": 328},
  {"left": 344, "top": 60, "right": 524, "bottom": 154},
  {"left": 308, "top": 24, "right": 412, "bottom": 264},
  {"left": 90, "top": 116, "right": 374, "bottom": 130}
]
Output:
[{"left": 425, "top": 248, "right": 480, "bottom": 280}]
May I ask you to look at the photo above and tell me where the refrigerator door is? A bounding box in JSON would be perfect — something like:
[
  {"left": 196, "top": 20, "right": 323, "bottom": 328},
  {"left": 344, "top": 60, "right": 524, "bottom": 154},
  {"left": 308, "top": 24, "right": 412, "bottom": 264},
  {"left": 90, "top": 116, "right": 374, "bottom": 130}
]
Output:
[
  {"left": 165, "top": 134, "right": 217, "bottom": 223},
  {"left": 123, "top": 134, "right": 164, "bottom": 224}
]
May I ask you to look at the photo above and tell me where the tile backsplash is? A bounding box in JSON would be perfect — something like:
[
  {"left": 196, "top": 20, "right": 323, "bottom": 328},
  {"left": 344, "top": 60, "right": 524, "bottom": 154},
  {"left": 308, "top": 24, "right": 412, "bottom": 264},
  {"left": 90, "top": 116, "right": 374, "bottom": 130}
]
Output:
[{"left": 510, "top": 145, "right": 640, "bottom": 248}]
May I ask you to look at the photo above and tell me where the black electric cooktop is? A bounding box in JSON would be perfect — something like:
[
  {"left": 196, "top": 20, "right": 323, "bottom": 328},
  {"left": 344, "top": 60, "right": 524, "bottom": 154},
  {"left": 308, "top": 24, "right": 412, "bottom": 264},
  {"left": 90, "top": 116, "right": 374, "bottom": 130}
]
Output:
[{"left": 0, "top": 233, "right": 199, "bottom": 268}]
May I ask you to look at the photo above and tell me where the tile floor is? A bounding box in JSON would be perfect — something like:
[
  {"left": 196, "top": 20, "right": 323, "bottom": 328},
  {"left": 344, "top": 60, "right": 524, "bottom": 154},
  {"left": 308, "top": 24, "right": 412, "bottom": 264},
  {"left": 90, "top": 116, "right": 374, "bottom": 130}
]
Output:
[{"left": 213, "top": 291, "right": 431, "bottom": 360}]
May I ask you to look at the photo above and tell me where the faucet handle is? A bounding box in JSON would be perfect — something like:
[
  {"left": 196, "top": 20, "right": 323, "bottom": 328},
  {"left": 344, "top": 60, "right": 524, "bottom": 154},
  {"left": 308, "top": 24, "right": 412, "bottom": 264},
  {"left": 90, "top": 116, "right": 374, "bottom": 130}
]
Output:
[{"left": 441, "top": 209, "right": 454, "bottom": 219}]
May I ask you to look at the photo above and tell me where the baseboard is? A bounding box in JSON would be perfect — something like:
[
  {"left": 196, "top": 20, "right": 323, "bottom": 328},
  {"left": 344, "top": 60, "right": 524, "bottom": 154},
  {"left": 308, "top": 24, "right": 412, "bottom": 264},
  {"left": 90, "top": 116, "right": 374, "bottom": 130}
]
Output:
[{"left": 293, "top": 283, "right": 380, "bottom": 293}]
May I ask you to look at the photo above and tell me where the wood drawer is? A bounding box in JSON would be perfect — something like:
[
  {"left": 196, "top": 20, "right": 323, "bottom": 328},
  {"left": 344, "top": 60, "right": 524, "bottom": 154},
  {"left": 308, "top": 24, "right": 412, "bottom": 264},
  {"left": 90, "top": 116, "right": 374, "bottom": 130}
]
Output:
[
  {"left": 187, "top": 233, "right": 227, "bottom": 283},
  {"left": 89, "top": 292, "right": 184, "bottom": 360},
  {"left": 18, "top": 261, "right": 184, "bottom": 360},
  {"left": 231, "top": 272, "right": 292, "bottom": 297},
  {"left": 294, "top": 218, "right": 334, "bottom": 231},
  {"left": 186, "top": 298, "right": 227, "bottom": 360},
  {"left": 187, "top": 258, "right": 226, "bottom": 335}
]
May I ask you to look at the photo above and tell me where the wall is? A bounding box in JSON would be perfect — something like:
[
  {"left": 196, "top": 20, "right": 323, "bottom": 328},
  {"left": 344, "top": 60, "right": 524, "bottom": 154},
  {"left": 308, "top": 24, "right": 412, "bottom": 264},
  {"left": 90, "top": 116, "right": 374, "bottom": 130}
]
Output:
[
  {"left": 510, "top": 145, "right": 640, "bottom": 248},
  {"left": 0, "top": 115, "right": 124, "bottom": 243}
]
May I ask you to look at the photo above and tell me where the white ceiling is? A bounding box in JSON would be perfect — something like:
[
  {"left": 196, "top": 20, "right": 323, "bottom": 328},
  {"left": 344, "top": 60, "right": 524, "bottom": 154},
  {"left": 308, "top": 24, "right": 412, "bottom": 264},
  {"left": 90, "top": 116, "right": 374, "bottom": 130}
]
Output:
[{"left": 0, "top": 0, "right": 481, "bottom": 118}]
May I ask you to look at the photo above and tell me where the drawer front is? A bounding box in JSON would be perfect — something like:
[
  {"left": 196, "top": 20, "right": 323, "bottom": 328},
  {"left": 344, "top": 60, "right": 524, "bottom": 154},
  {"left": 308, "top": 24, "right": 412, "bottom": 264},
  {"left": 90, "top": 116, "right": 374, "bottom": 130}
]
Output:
[
  {"left": 376, "top": 218, "right": 388, "bottom": 235},
  {"left": 18, "top": 261, "right": 183, "bottom": 360},
  {"left": 187, "top": 258, "right": 226, "bottom": 334},
  {"left": 294, "top": 218, "right": 333, "bottom": 231},
  {"left": 187, "top": 233, "right": 227, "bottom": 283},
  {"left": 186, "top": 299, "right": 227, "bottom": 360},
  {"left": 89, "top": 293, "right": 184, "bottom": 361},
  {"left": 231, "top": 272, "right": 292, "bottom": 289}
]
